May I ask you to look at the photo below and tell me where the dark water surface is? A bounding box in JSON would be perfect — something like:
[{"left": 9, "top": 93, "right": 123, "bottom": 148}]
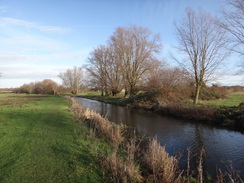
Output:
[{"left": 76, "top": 98, "right": 244, "bottom": 179}]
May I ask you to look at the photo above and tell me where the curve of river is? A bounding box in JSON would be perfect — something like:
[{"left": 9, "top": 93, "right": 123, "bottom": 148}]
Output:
[{"left": 76, "top": 97, "right": 244, "bottom": 179}]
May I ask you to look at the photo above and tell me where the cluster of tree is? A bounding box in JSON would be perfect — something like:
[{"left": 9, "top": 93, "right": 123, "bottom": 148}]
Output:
[
  {"left": 84, "top": 0, "right": 243, "bottom": 104},
  {"left": 86, "top": 25, "right": 161, "bottom": 97},
  {"left": 58, "top": 66, "right": 84, "bottom": 95},
  {"left": 15, "top": 79, "right": 59, "bottom": 95}
]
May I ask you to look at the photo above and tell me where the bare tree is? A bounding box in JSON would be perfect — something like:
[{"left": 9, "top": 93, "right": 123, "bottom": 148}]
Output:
[
  {"left": 219, "top": 0, "right": 244, "bottom": 72},
  {"left": 87, "top": 45, "right": 124, "bottom": 96},
  {"left": 25, "top": 82, "right": 35, "bottom": 94},
  {"left": 220, "top": 0, "right": 244, "bottom": 55},
  {"left": 87, "top": 45, "right": 109, "bottom": 96},
  {"left": 58, "top": 66, "right": 83, "bottom": 95},
  {"left": 110, "top": 25, "right": 161, "bottom": 97},
  {"left": 42, "top": 79, "right": 58, "bottom": 95},
  {"left": 174, "top": 8, "right": 230, "bottom": 104}
]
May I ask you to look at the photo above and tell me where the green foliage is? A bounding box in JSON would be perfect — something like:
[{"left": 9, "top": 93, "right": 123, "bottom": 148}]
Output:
[{"left": 0, "top": 94, "right": 107, "bottom": 183}]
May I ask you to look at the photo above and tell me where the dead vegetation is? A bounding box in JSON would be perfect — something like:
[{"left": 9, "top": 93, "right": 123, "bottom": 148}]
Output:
[{"left": 145, "top": 138, "right": 182, "bottom": 183}]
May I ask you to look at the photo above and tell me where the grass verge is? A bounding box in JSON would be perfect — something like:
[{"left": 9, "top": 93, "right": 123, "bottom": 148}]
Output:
[{"left": 0, "top": 94, "right": 108, "bottom": 183}]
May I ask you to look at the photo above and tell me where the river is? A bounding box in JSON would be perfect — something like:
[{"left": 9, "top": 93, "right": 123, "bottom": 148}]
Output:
[{"left": 76, "top": 97, "right": 244, "bottom": 179}]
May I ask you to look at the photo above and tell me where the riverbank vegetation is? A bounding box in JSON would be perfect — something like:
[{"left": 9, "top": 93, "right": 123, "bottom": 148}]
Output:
[
  {"left": 80, "top": 89, "right": 244, "bottom": 133},
  {"left": 70, "top": 97, "right": 243, "bottom": 182}
]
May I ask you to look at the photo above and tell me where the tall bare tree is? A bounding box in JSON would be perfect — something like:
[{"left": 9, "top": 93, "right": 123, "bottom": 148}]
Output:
[
  {"left": 87, "top": 45, "right": 109, "bottom": 96},
  {"left": 220, "top": 0, "right": 244, "bottom": 55},
  {"left": 105, "top": 46, "right": 124, "bottom": 96},
  {"left": 174, "top": 8, "right": 229, "bottom": 104},
  {"left": 219, "top": 0, "right": 244, "bottom": 71},
  {"left": 58, "top": 66, "right": 83, "bottom": 94},
  {"left": 110, "top": 25, "right": 161, "bottom": 96}
]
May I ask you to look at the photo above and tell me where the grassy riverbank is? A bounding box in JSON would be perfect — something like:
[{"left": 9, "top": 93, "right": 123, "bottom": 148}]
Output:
[
  {"left": 0, "top": 94, "right": 108, "bottom": 182},
  {"left": 79, "top": 91, "right": 244, "bottom": 107}
]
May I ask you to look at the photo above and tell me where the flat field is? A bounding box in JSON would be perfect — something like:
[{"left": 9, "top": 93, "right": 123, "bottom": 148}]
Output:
[
  {"left": 200, "top": 92, "right": 244, "bottom": 107},
  {"left": 0, "top": 94, "right": 107, "bottom": 183}
]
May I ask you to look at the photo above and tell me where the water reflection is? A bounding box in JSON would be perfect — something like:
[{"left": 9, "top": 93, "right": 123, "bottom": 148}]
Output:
[{"left": 76, "top": 98, "right": 244, "bottom": 179}]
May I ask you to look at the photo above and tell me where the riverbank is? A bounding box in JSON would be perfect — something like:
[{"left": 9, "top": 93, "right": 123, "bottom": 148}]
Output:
[
  {"left": 71, "top": 97, "right": 243, "bottom": 182},
  {"left": 0, "top": 94, "right": 108, "bottom": 182},
  {"left": 79, "top": 91, "right": 244, "bottom": 133}
]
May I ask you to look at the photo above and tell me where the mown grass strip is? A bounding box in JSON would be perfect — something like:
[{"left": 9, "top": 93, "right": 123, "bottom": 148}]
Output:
[{"left": 0, "top": 94, "right": 107, "bottom": 183}]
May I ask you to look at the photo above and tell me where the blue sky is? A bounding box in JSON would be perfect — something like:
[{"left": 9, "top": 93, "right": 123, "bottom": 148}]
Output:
[{"left": 0, "top": 0, "right": 242, "bottom": 88}]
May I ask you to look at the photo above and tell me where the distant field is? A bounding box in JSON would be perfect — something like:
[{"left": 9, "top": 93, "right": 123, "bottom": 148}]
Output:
[
  {"left": 200, "top": 92, "right": 244, "bottom": 107},
  {"left": 0, "top": 94, "right": 107, "bottom": 183}
]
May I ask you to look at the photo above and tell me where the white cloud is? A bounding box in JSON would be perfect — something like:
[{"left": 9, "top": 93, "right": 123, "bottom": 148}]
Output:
[
  {"left": 2, "top": 64, "right": 65, "bottom": 78},
  {"left": 0, "top": 51, "right": 45, "bottom": 63},
  {"left": 0, "top": 17, "right": 70, "bottom": 34},
  {"left": 0, "top": 34, "right": 70, "bottom": 52}
]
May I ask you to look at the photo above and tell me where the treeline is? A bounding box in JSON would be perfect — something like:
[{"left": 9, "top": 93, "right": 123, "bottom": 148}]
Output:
[{"left": 14, "top": 79, "right": 64, "bottom": 95}]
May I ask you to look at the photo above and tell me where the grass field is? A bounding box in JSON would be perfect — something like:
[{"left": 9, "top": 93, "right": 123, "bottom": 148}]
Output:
[
  {"left": 199, "top": 92, "right": 244, "bottom": 107},
  {"left": 0, "top": 94, "right": 108, "bottom": 183}
]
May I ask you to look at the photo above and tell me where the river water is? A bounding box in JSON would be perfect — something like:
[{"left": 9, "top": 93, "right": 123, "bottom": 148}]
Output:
[{"left": 76, "top": 97, "right": 244, "bottom": 179}]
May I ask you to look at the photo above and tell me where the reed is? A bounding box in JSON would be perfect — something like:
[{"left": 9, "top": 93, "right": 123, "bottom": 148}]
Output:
[
  {"left": 145, "top": 138, "right": 183, "bottom": 183},
  {"left": 70, "top": 98, "right": 123, "bottom": 146}
]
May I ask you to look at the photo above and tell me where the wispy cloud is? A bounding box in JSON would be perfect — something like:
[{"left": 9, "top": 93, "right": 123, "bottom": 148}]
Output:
[
  {"left": 0, "top": 17, "right": 70, "bottom": 34},
  {"left": 0, "top": 34, "right": 70, "bottom": 52}
]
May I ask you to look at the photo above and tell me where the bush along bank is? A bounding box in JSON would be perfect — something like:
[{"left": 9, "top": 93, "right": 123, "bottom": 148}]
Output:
[
  {"left": 70, "top": 97, "right": 243, "bottom": 183},
  {"left": 216, "top": 103, "right": 244, "bottom": 131}
]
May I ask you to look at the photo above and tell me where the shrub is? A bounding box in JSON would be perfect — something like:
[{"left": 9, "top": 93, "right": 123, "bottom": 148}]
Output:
[{"left": 199, "top": 86, "right": 228, "bottom": 100}]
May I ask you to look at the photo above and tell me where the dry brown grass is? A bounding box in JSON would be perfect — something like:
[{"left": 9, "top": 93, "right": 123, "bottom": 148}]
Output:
[
  {"left": 145, "top": 138, "right": 183, "bottom": 183},
  {"left": 216, "top": 162, "right": 243, "bottom": 183},
  {"left": 71, "top": 98, "right": 142, "bottom": 182},
  {"left": 101, "top": 139, "right": 143, "bottom": 183},
  {"left": 70, "top": 98, "right": 123, "bottom": 146}
]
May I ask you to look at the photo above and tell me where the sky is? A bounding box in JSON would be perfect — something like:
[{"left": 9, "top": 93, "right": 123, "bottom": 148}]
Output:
[{"left": 0, "top": 0, "right": 243, "bottom": 88}]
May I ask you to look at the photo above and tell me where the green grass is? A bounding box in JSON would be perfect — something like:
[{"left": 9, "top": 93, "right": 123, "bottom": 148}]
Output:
[
  {"left": 0, "top": 94, "right": 108, "bottom": 183},
  {"left": 80, "top": 92, "right": 124, "bottom": 104},
  {"left": 199, "top": 92, "right": 244, "bottom": 107}
]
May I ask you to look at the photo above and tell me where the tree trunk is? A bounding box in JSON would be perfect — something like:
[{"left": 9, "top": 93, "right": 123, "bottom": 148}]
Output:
[{"left": 194, "top": 85, "right": 201, "bottom": 104}]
